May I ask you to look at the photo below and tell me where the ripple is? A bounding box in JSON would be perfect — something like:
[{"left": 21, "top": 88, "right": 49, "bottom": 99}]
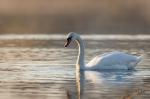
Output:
[{"left": 0, "top": 37, "right": 148, "bottom": 99}]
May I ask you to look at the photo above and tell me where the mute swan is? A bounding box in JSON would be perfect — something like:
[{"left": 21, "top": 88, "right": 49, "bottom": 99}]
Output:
[{"left": 64, "top": 32, "right": 141, "bottom": 70}]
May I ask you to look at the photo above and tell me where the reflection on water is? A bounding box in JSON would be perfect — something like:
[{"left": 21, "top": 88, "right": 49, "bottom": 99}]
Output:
[
  {"left": 68, "top": 69, "right": 150, "bottom": 99},
  {"left": 0, "top": 34, "right": 149, "bottom": 99}
]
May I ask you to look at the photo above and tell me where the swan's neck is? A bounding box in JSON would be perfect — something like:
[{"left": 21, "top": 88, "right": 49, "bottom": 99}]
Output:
[{"left": 76, "top": 37, "right": 85, "bottom": 70}]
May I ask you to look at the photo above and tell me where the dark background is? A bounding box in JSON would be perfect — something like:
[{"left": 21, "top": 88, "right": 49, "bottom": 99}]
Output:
[{"left": 0, "top": 0, "right": 150, "bottom": 34}]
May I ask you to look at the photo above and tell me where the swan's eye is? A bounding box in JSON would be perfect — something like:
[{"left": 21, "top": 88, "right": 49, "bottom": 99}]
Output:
[{"left": 67, "top": 37, "right": 72, "bottom": 41}]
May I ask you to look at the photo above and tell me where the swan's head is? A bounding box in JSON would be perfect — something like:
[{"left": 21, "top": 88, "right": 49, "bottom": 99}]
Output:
[{"left": 64, "top": 32, "right": 80, "bottom": 47}]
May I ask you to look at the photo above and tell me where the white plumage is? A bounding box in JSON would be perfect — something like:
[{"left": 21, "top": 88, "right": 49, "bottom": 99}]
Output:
[
  {"left": 86, "top": 51, "right": 141, "bottom": 70},
  {"left": 64, "top": 32, "right": 142, "bottom": 70}
]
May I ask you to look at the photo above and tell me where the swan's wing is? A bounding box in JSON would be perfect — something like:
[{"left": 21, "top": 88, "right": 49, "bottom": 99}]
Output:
[
  {"left": 86, "top": 52, "right": 115, "bottom": 67},
  {"left": 86, "top": 51, "right": 141, "bottom": 68}
]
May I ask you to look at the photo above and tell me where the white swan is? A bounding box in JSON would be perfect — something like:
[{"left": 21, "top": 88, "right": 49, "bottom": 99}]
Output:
[{"left": 64, "top": 32, "right": 142, "bottom": 70}]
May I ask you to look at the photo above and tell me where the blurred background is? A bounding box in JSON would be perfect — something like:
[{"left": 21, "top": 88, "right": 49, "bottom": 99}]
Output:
[{"left": 0, "top": 0, "right": 150, "bottom": 34}]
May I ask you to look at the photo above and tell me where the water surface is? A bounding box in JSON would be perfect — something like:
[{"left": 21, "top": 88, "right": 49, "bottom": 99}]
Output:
[{"left": 0, "top": 34, "right": 149, "bottom": 99}]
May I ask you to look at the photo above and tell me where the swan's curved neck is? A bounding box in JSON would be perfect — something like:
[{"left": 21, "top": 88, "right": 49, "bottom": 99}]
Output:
[{"left": 76, "top": 37, "right": 85, "bottom": 70}]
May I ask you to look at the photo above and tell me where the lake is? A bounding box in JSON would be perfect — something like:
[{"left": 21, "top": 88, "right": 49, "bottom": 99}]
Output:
[{"left": 0, "top": 34, "right": 149, "bottom": 99}]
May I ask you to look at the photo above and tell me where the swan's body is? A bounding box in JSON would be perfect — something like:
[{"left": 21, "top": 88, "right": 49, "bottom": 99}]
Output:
[
  {"left": 86, "top": 51, "right": 141, "bottom": 70},
  {"left": 64, "top": 32, "right": 141, "bottom": 70}
]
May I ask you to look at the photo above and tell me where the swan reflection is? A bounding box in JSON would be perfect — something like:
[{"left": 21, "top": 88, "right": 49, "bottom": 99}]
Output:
[
  {"left": 72, "top": 70, "right": 148, "bottom": 99},
  {"left": 84, "top": 70, "right": 136, "bottom": 85}
]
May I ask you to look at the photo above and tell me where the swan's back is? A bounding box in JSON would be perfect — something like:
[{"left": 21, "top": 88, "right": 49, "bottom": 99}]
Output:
[{"left": 86, "top": 51, "right": 141, "bottom": 70}]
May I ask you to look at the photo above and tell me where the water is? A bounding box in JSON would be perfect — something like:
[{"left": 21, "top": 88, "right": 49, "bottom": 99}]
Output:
[{"left": 0, "top": 34, "right": 149, "bottom": 99}]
